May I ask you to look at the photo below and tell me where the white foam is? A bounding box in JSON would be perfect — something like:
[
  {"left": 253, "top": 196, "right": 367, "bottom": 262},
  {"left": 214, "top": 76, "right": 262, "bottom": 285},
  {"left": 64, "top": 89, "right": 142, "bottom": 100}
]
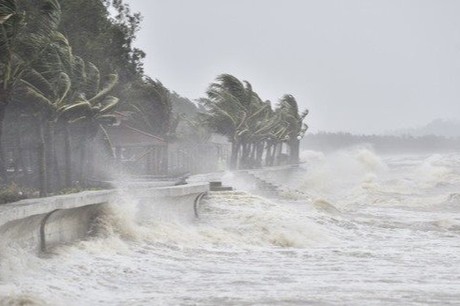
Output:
[{"left": 1, "top": 152, "right": 460, "bottom": 305}]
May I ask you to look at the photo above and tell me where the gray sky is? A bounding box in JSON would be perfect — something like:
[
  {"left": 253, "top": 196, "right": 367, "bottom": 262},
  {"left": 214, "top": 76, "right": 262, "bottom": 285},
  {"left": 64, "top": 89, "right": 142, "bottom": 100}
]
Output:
[{"left": 126, "top": 0, "right": 460, "bottom": 134}]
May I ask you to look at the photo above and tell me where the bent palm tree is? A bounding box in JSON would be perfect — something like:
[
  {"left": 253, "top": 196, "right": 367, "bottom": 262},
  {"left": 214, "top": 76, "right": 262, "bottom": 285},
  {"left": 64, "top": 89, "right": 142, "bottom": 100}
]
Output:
[
  {"left": 17, "top": 24, "right": 74, "bottom": 194},
  {"left": 200, "top": 74, "right": 262, "bottom": 169},
  {"left": 59, "top": 72, "right": 119, "bottom": 184},
  {"left": 0, "top": 0, "right": 62, "bottom": 185},
  {"left": 277, "top": 94, "right": 309, "bottom": 164},
  {"left": 128, "top": 78, "right": 174, "bottom": 138},
  {"left": 0, "top": 0, "right": 22, "bottom": 182},
  {"left": 18, "top": 70, "right": 71, "bottom": 196}
]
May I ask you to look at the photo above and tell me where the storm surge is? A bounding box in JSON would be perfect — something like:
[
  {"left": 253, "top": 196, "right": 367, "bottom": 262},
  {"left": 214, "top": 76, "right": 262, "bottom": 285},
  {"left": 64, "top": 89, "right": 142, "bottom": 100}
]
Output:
[{"left": 1, "top": 150, "right": 460, "bottom": 305}]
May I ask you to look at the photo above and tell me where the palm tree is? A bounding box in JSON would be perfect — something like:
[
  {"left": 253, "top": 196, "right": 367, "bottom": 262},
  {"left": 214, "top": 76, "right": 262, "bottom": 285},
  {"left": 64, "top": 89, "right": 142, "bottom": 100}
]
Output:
[
  {"left": 245, "top": 100, "right": 279, "bottom": 167},
  {"left": 277, "top": 94, "right": 309, "bottom": 164},
  {"left": 127, "top": 78, "right": 174, "bottom": 137},
  {"left": 0, "top": 0, "right": 22, "bottom": 104},
  {"left": 200, "top": 74, "right": 262, "bottom": 169},
  {"left": 59, "top": 57, "right": 102, "bottom": 187},
  {"left": 126, "top": 78, "right": 177, "bottom": 174},
  {"left": 19, "top": 41, "right": 118, "bottom": 191},
  {"left": 59, "top": 71, "right": 119, "bottom": 184},
  {"left": 16, "top": 21, "right": 75, "bottom": 194},
  {"left": 0, "top": 0, "right": 62, "bottom": 186},
  {"left": 0, "top": 0, "right": 22, "bottom": 182},
  {"left": 18, "top": 68, "right": 71, "bottom": 195}
]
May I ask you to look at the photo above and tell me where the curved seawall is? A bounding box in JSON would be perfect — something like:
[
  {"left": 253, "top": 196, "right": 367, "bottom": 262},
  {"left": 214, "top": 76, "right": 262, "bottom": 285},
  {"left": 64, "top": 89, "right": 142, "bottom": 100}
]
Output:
[{"left": 0, "top": 183, "right": 209, "bottom": 253}]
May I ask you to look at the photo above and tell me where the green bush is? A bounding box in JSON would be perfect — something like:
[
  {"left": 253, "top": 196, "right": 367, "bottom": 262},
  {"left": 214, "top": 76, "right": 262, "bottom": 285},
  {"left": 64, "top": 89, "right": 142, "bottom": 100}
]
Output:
[
  {"left": 0, "top": 184, "right": 33, "bottom": 205},
  {"left": 56, "top": 186, "right": 104, "bottom": 195}
]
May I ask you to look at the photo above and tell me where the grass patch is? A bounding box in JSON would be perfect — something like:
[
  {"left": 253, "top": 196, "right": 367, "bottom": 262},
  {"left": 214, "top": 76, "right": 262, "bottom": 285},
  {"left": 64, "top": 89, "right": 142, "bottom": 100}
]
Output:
[
  {"left": 56, "top": 186, "right": 105, "bottom": 195},
  {"left": 0, "top": 184, "right": 36, "bottom": 205}
]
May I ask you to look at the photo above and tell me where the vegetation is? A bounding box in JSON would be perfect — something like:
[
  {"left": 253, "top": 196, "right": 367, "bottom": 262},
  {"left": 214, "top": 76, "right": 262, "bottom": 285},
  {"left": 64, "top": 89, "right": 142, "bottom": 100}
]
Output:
[
  {"left": 0, "top": 0, "right": 144, "bottom": 197},
  {"left": 199, "top": 74, "right": 308, "bottom": 169},
  {"left": 0, "top": 183, "right": 30, "bottom": 204},
  {"left": 0, "top": 0, "right": 310, "bottom": 203}
]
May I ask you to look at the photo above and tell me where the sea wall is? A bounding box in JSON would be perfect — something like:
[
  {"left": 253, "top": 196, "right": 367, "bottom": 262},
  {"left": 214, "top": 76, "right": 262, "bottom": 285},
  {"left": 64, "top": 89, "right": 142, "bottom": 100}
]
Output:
[
  {"left": 226, "top": 165, "right": 304, "bottom": 196},
  {"left": 0, "top": 183, "right": 208, "bottom": 253}
]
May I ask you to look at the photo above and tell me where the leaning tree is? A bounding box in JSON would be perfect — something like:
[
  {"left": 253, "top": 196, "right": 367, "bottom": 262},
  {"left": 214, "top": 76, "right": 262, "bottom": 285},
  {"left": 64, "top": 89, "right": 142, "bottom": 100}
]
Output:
[
  {"left": 59, "top": 70, "right": 119, "bottom": 185},
  {"left": 0, "top": 0, "right": 62, "bottom": 185},
  {"left": 200, "top": 74, "right": 262, "bottom": 169},
  {"left": 276, "top": 94, "right": 308, "bottom": 164}
]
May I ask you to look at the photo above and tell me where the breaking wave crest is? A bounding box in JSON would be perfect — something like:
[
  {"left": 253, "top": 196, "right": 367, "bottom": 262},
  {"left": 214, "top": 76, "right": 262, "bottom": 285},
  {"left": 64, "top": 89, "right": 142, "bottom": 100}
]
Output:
[
  {"left": 2, "top": 151, "right": 460, "bottom": 305},
  {"left": 87, "top": 191, "right": 334, "bottom": 249},
  {"left": 0, "top": 294, "right": 48, "bottom": 306},
  {"left": 295, "top": 149, "right": 460, "bottom": 210},
  {"left": 197, "top": 192, "right": 334, "bottom": 248}
]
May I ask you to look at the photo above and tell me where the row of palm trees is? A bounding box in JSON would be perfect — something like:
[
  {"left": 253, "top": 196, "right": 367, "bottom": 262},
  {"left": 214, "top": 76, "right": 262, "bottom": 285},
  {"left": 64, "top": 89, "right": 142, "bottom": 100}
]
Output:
[
  {"left": 0, "top": 0, "right": 120, "bottom": 195},
  {"left": 199, "top": 74, "right": 309, "bottom": 170}
]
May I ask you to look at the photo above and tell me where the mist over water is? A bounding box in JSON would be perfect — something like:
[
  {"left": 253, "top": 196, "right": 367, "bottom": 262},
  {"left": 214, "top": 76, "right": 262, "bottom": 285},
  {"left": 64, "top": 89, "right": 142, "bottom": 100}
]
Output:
[{"left": 1, "top": 149, "right": 460, "bottom": 305}]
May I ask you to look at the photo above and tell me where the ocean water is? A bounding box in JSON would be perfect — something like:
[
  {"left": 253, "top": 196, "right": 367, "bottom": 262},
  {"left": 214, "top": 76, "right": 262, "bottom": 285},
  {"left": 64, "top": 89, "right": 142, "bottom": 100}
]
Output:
[{"left": 1, "top": 149, "right": 460, "bottom": 305}]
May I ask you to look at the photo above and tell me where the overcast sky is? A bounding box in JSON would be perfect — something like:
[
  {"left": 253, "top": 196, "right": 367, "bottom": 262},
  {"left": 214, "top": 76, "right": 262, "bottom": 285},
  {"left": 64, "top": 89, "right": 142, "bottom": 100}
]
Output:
[{"left": 126, "top": 0, "right": 460, "bottom": 134}]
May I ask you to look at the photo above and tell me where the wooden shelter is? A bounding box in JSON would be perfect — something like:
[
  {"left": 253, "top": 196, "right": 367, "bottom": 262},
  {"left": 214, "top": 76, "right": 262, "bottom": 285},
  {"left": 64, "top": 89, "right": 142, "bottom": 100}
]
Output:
[{"left": 105, "top": 123, "right": 168, "bottom": 175}]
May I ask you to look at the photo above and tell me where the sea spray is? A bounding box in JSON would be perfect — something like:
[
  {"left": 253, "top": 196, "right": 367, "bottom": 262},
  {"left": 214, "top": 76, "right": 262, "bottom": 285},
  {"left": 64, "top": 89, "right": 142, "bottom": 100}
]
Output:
[
  {"left": 413, "top": 155, "right": 455, "bottom": 188},
  {"left": 293, "top": 148, "right": 388, "bottom": 207},
  {"left": 92, "top": 192, "right": 143, "bottom": 241},
  {"left": 0, "top": 293, "right": 49, "bottom": 306},
  {"left": 1, "top": 153, "right": 460, "bottom": 304},
  {"left": 198, "top": 192, "right": 334, "bottom": 248},
  {"left": 0, "top": 245, "right": 57, "bottom": 306}
]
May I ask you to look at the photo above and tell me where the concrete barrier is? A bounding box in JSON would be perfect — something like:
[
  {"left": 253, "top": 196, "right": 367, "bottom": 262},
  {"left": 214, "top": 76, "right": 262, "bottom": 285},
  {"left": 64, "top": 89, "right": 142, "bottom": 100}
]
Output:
[
  {"left": 129, "top": 183, "right": 209, "bottom": 224},
  {"left": 0, "top": 183, "right": 209, "bottom": 253}
]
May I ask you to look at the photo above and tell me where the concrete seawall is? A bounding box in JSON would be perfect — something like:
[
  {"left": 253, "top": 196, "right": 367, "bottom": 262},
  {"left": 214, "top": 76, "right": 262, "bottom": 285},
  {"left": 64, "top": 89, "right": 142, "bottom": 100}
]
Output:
[
  {"left": 190, "top": 166, "right": 304, "bottom": 197},
  {"left": 0, "top": 183, "right": 208, "bottom": 253},
  {"left": 188, "top": 166, "right": 304, "bottom": 196}
]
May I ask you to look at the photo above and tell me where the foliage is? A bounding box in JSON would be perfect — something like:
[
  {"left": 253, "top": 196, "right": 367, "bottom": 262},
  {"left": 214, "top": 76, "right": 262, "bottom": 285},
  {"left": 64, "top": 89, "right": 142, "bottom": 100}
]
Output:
[
  {"left": 1, "top": 0, "right": 310, "bottom": 197},
  {"left": 170, "top": 92, "right": 198, "bottom": 118},
  {"left": 0, "top": 183, "right": 32, "bottom": 204},
  {"left": 57, "top": 0, "right": 144, "bottom": 82},
  {"left": 123, "top": 77, "right": 176, "bottom": 138},
  {"left": 56, "top": 186, "right": 103, "bottom": 195},
  {"left": 1, "top": 0, "right": 124, "bottom": 194},
  {"left": 200, "top": 74, "right": 309, "bottom": 168}
]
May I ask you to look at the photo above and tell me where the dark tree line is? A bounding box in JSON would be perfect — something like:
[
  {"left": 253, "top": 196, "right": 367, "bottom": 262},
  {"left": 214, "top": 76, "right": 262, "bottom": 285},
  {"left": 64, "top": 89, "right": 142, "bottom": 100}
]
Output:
[
  {"left": 0, "top": 0, "right": 182, "bottom": 197},
  {"left": 0, "top": 0, "right": 310, "bottom": 200}
]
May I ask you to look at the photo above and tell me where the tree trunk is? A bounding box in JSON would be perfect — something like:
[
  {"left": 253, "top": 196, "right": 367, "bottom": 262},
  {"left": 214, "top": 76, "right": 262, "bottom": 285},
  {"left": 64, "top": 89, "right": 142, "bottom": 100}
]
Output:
[
  {"left": 241, "top": 141, "right": 251, "bottom": 169},
  {"left": 27, "top": 148, "right": 35, "bottom": 186},
  {"left": 265, "top": 143, "right": 272, "bottom": 167},
  {"left": 255, "top": 142, "right": 264, "bottom": 168},
  {"left": 0, "top": 96, "right": 8, "bottom": 184},
  {"left": 44, "top": 121, "right": 56, "bottom": 193},
  {"left": 38, "top": 121, "right": 47, "bottom": 197},
  {"left": 63, "top": 123, "right": 72, "bottom": 188},
  {"left": 276, "top": 143, "right": 284, "bottom": 165},
  {"left": 79, "top": 140, "right": 87, "bottom": 186},
  {"left": 289, "top": 139, "right": 300, "bottom": 164},
  {"left": 230, "top": 140, "right": 239, "bottom": 170},
  {"left": 161, "top": 144, "right": 169, "bottom": 175},
  {"left": 52, "top": 131, "right": 62, "bottom": 190},
  {"left": 87, "top": 142, "right": 94, "bottom": 180},
  {"left": 15, "top": 128, "right": 26, "bottom": 184},
  {"left": 272, "top": 142, "right": 279, "bottom": 166},
  {"left": 249, "top": 142, "right": 257, "bottom": 168}
]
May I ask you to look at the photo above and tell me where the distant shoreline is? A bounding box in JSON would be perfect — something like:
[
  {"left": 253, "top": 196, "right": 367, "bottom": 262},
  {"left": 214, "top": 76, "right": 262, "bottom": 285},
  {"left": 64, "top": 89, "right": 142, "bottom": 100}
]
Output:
[{"left": 302, "top": 132, "right": 460, "bottom": 154}]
